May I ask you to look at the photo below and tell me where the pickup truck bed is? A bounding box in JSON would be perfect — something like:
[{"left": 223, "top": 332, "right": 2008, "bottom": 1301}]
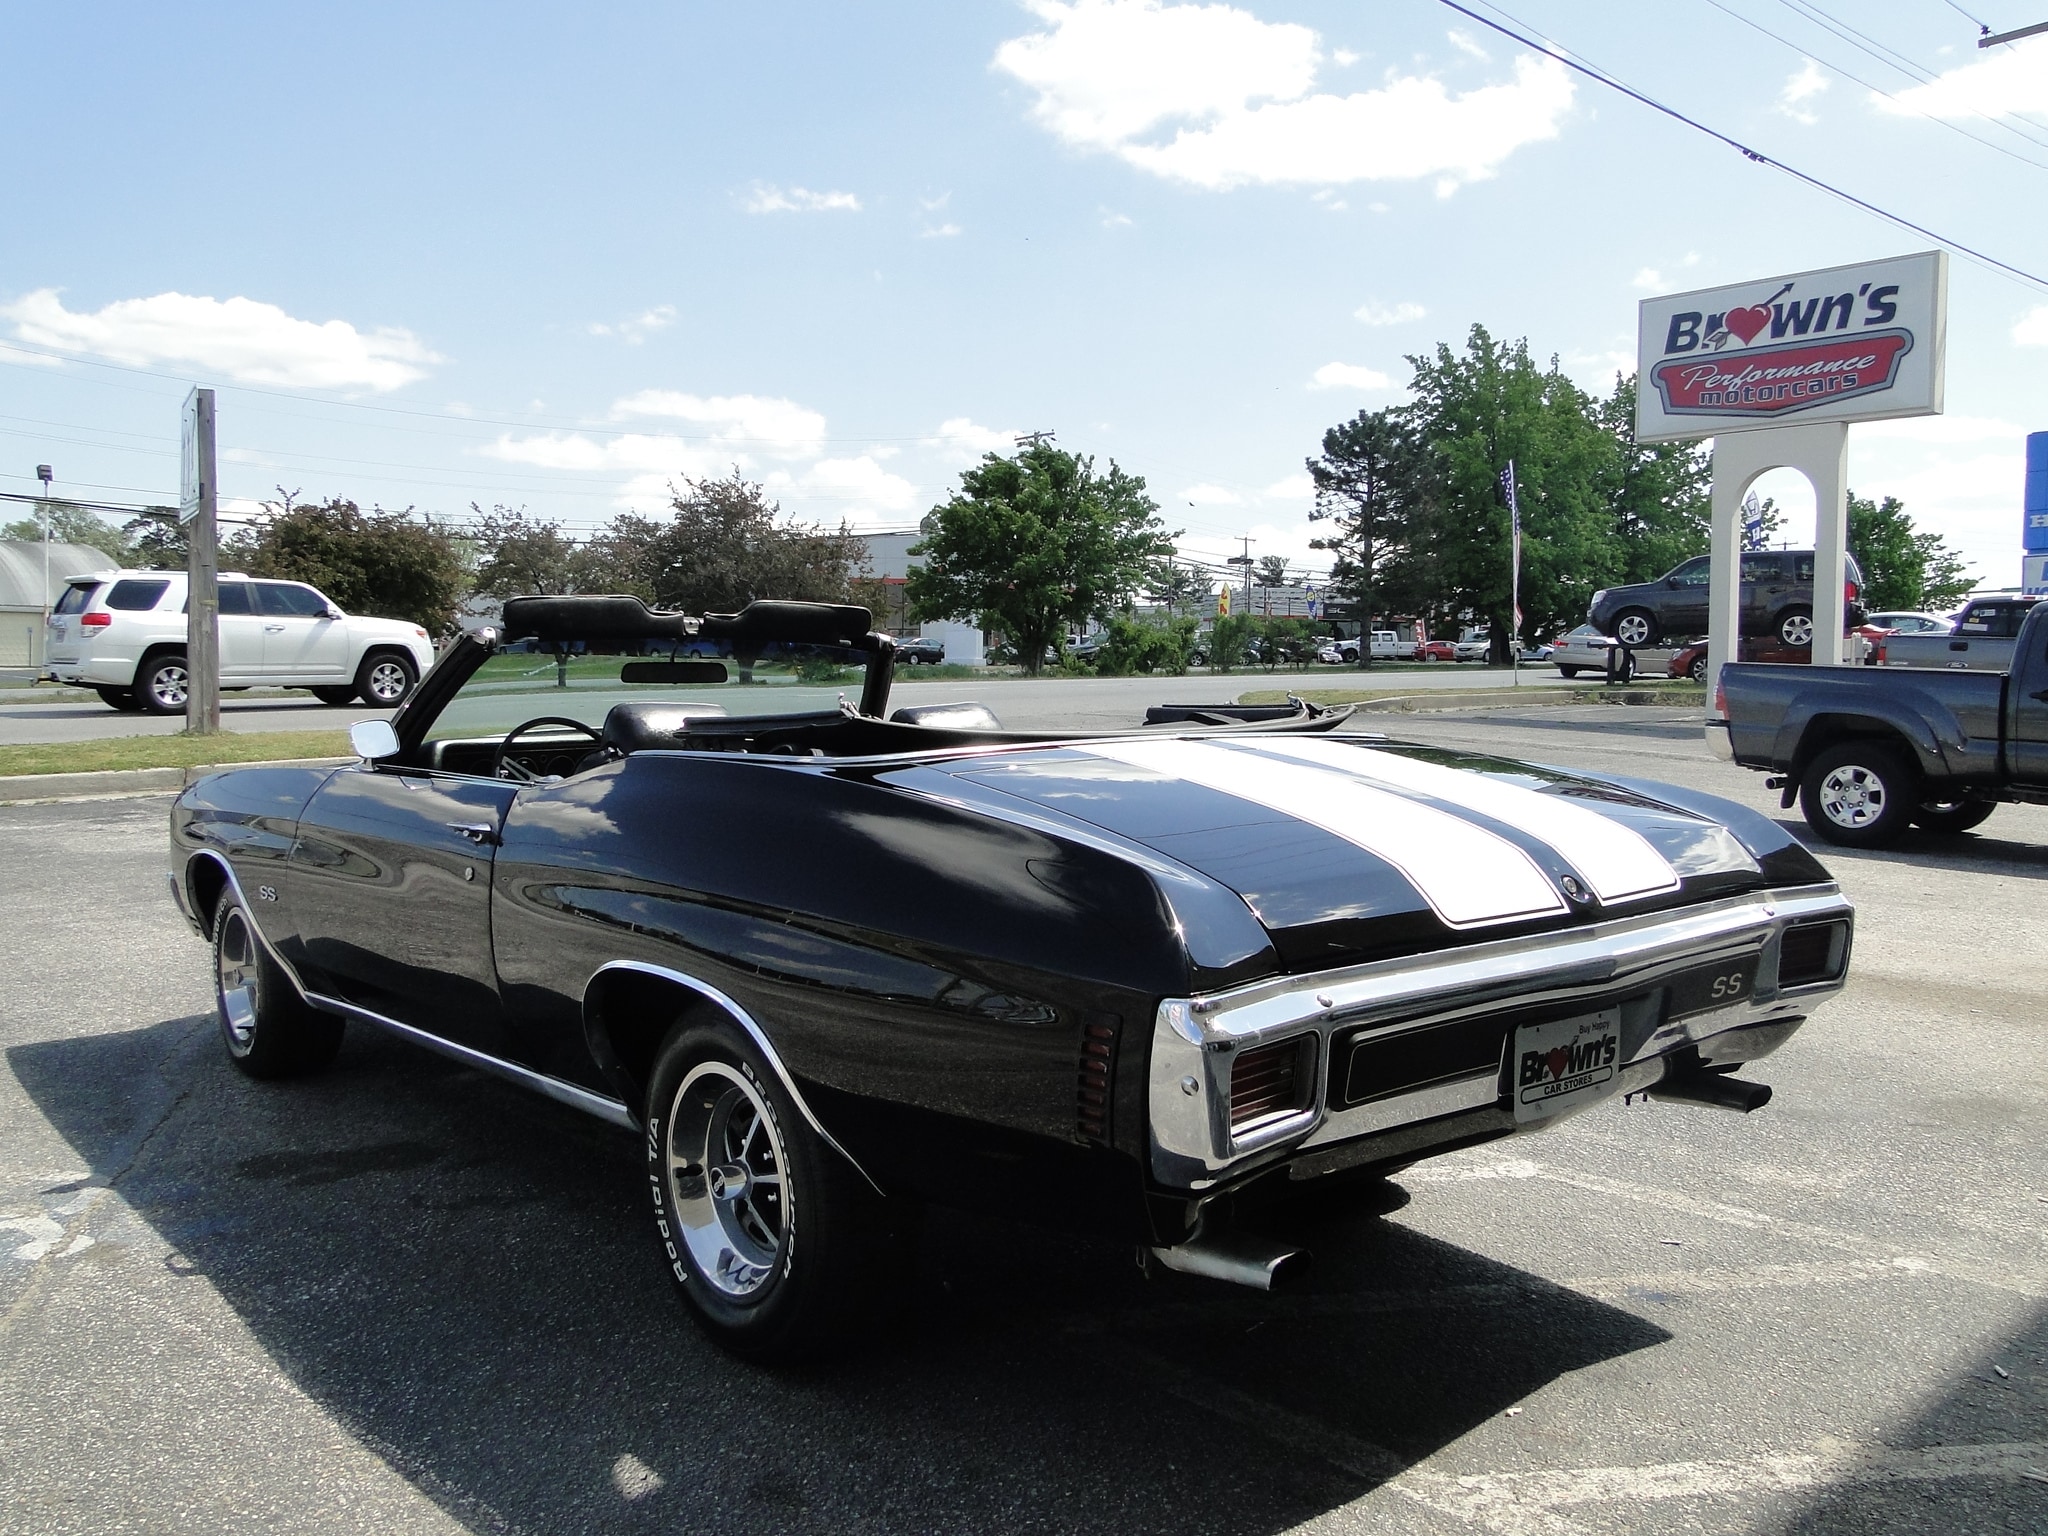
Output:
[
  {"left": 1879, "top": 596, "right": 2039, "bottom": 673},
  {"left": 1714, "top": 599, "right": 2048, "bottom": 846}
]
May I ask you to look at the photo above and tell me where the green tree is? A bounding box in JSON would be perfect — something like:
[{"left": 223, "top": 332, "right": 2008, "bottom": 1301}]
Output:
[
  {"left": 122, "top": 509, "right": 187, "bottom": 568},
  {"left": 1253, "top": 553, "right": 1291, "bottom": 588},
  {"left": 1596, "top": 377, "right": 1710, "bottom": 582},
  {"left": 1146, "top": 557, "right": 1212, "bottom": 616},
  {"left": 2, "top": 500, "right": 133, "bottom": 562},
  {"left": 1094, "top": 611, "right": 1197, "bottom": 675},
  {"left": 1306, "top": 409, "right": 1425, "bottom": 667},
  {"left": 1848, "top": 491, "right": 1974, "bottom": 612},
  {"left": 579, "top": 472, "right": 870, "bottom": 614},
  {"left": 227, "top": 493, "right": 469, "bottom": 631},
  {"left": 469, "top": 504, "right": 586, "bottom": 597},
  {"left": 908, "top": 443, "right": 1174, "bottom": 676},
  {"left": 1401, "top": 328, "right": 1635, "bottom": 658}
]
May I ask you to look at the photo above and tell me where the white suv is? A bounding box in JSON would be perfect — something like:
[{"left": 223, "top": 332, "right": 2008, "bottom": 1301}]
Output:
[{"left": 44, "top": 570, "right": 437, "bottom": 714}]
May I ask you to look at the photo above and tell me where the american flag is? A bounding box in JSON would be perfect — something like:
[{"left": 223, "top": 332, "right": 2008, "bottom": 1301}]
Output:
[{"left": 1499, "top": 462, "right": 1523, "bottom": 632}]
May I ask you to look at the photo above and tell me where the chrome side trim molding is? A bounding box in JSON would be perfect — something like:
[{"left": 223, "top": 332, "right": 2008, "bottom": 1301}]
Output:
[
  {"left": 303, "top": 992, "right": 636, "bottom": 1131},
  {"left": 585, "top": 959, "right": 883, "bottom": 1195}
]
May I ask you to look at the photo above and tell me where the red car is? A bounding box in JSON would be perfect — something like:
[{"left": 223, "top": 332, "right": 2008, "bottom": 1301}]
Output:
[{"left": 1413, "top": 640, "right": 1458, "bottom": 662}]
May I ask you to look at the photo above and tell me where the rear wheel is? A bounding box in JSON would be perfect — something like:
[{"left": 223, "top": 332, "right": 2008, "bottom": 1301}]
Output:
[
  {"left": 1557, "top": 665, "right": 1581, "bottom": 678},
  {"left": 355, "top": 651, "right": 417, "bottom": 708},
  {"left": 136, "top": 653, "right": 190, "bottom": 714},
  {"left": 1613, "top": 609, "right": 1659, "bottom": 648},
  {"left": 213, "top": 892, "right": 344, "bottom": 1078},
  {"left": 95, "top": 687, "right": 141, "bottom": 712},
  {"left": 1911, "top": 799, "right": 1996, "bottom": 835},
  {"left": 311, "top": 685, "right": 358, "bottom": 706},
  {"left": 1687, "top": 653, "right": 1708, "bottom": 683},
  {"left": 1799, "top": 740, "right": 1918, "bottom": 848},
  {"left": 1778, "top": 606, "right": 1815, "bottom": 647},
  {"left": 645, "top": 1020, "right": 903, "bottom": 1361}
]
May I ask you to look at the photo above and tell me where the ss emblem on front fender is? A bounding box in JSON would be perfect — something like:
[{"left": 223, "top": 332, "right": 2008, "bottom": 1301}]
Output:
[{"left": 256, "top": 885, "right": 278, "bottom": 903}]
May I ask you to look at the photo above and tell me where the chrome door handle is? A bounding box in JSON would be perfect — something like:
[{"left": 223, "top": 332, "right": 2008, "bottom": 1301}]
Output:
[
  {"left": 446, "top": 822, "right": 500, "bottom": 846},
  {"left": 263, "top": 624, "right": 287, "bottom": 632}
]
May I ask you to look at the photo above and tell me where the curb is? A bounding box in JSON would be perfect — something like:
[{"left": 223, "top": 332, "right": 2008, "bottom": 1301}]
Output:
[
  {"left": 1285, "top": 687, "right": 1708, "bottom": 713},
  {"left": 0, "top": 756, "right": 352, "bottom": 805}
]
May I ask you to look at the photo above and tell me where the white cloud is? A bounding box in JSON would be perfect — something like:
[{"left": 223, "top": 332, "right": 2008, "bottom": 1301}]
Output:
[
  {"left": 1310, "top": 361, "right": 1392, "bottom": 390},
  {"left": 1881, "top": 49, "right": 2048, "bottom": 118},
  {"left": 1181, "top": 482, "right": 1242, "bottom": 505},
  {"left": 588, "top": 305, "right": 676, "bottom": 344},
  {"left": 1354, "top": 300, "right": 1425, "bottom": 326},
  {"left": 925, "top": 418, "right": 1018, "bottom": 462},
  {"left": 1776, "top": 60, "right": 1827, "bottom": 125},
  {"left": 788, "top": 455, "right": 917, "bottom": 513},
  {"left": 920, "top": 222, "right": 964, "bottom": 238},
  {"left": 1446, "top": 29, "right": 1489, "bottom": 60},
  {"left": 1100, "top": 208, "right": 1135, "bottom": 227},
  {"left": 1262, "top": 473, "right": 1312, "bottom": 500},
  {"left": 1331, "top": 48, "right": 1359, "bottom": 67},
  {"left": 994, "top": 1, "right": 1574, "bottom": 191},
  {"left": 2, "top": 288, "right": 438, "bottom": 391},
  {"left": 741, "top": 183, "right": 862, "bottom": 213},
  {"left": 1632, "top": 267, "right": 1664, "bottom": 291},
  {"left": 610, "top": 390, "right": 827, "bottom": 457},
  {"left": 2015, "top": 307, "right": 2048, "bottom": 347}
]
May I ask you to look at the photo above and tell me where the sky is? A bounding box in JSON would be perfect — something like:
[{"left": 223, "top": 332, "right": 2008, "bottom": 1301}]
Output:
[{"left": 3, "top": 0, "right": 2046, "bottom": 594}]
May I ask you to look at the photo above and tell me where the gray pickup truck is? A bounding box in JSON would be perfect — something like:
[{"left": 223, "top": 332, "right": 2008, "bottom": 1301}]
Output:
[
  {"left": 1712, "top": 598, "right": 2048, "bottom": 846},
  {"left": 1878, "top": 595, "right": 2039, "bottom": 673}
]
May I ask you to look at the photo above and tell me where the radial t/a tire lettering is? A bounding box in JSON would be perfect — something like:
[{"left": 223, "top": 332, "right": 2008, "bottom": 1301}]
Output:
[
  {"left": 1798, "top": 740, "right": 1918, "bottom": 848},
  {"left": 644, "top": 1019, "right": 903, "bottom": 1362},
  {"left": 212, "top": 891, "right": 344, "bottom": 1078}
]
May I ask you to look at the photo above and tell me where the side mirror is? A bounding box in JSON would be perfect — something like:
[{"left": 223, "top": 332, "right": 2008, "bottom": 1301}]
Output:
[
  {"left": 324, "top": 605, "right": 345, "bottom": 620},
  {"left": 349, "top": 720, "right": 400, "bottom": 761}
]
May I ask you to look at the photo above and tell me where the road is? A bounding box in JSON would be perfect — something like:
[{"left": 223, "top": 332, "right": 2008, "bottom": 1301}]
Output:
[
  {"left": 0, "top": 665, "right": 1587, "bottom": 746},
  {"left": 1, "top": 704, "right": 2042, "bottom": 1535}
]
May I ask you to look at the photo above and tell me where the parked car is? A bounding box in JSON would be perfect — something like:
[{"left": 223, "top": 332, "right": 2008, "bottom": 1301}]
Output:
[
  {"left": 1516, "top": 641, "right": 1555, "bottom": 663},
  {"left": 1453, "top": 629, "right": 1490, "bottom": 662},
  {"left": 1315, "top": 643, "right": 1346, "bottom": 664},
  {"left": 1878, "top": 595, "right": 2040, "bottom": 673},
  {"left": 44, "top": 569, "right": 435, "bottom": 713},
  {"left": 1863, "top": 611, "right": 1952, "bottom": 636},
  {"left": 171, "top": 593, "right": 1850, "bottom": 1360},
  {"left": 1669, "top": 636, "right": 1817, "bottom": 682},
  {"left": 1716, "top": 595, "right": 2048, "bottom": 847},
  {"left": 1588, "top": 550, "right": 1867, "bottom": 649},
  {"left": 1325, "top": 630, "right": 1406, "bottom": 663},
  {"left": 1550, "top": 624, "right": 1610, "bottom": 678},
  {"left": 893, "top": 636, "right": 946, "bottom": 665},
  {"left": 1670, "top": 642, "right": 1709, "bottom": 683},
  {"left": 1413, "top": 639, "right": 1459, "bottom": 662}
]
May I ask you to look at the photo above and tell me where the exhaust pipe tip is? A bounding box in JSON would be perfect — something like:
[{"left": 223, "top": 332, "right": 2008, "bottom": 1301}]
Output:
[
  {"left": 1150, "top": 1229, "right": 1312, "bottom": 1291},
  {"left": 1651, "top": 1071, "right": 1773, "bottom": 1113}
]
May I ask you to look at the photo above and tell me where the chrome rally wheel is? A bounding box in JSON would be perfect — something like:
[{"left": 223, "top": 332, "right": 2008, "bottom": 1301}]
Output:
[
  {"left": 209, "top": 889, "right": 344, "bottom": 1077},
  {"left": 215, "top": 906, "right": 262, "bottom": 1057},
  {"left": 663, "top": 1061, "right": 791, "bottom": 1301}
]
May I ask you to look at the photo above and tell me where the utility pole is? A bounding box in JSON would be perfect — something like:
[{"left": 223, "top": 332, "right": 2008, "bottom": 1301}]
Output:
[
  {"left": 35, "top": 465, "right": 52, "bottom": 658},
  {"left": 181, "top": 388, "right": 221, "bottom": 736},
  {"left": 1981, "top": 19, "right": 2048, "bottom": 46},
  {"left": 1225, "top": 536, "right": 1256, "bottom": 616},
  {"left": 1013, "top": 429, "right": 1057, "bottom": 449}
]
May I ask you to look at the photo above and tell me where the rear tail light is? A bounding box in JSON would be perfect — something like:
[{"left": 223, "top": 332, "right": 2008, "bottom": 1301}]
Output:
[
  {"left": 1779, "top": 921, "right": 1849, "bottom": 987},
  {"left": 80, "top": 612, "right": 112, "bottom": 628},
  {"left": 1845, "top": 580, "right": 1859, "bottom": 603},
  {"left": 1229, "top": 1036, "right": 1314, "bottom": 1131},
  {"left": 1714, "top": 680, "right": 1726, "bottom": 715}
]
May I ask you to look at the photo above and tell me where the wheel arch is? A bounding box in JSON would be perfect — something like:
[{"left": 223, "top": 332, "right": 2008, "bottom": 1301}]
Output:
[
  {"left": 581, "top": 960, "right": 882, "bottom": 1193},
  {"left": 183, "top": 848, "right": 233, "bottom": 936},
  {"left": 1786, "top": 712, "right": 1930, "bottom": 787},
  {"left": 132, "top": 640, "right": 186, "bottom": 689}
]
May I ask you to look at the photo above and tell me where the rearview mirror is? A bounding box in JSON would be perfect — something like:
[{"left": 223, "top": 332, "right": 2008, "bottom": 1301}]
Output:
[{"left": 350, "top": 720, "right": 400, "bottom": 761}]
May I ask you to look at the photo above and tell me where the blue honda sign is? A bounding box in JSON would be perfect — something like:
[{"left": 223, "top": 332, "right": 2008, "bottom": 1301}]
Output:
[{"left": 2027, "top": 431, "right": 2048, "bottom": 553}]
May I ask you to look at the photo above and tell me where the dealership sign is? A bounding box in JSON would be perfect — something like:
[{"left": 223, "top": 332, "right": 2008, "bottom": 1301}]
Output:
[{"left": 1636, "top": 252, "right": 1946, "bottom": 443}]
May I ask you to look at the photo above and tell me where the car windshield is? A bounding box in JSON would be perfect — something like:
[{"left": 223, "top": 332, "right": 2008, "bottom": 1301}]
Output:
[{"left": 425, "top": 634, "right": 879, "bottom": 745}]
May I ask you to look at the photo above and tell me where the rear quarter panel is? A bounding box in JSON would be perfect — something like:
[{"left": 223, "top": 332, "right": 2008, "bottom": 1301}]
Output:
[{"left": 1724, "top": 662, "right": 2005, "bottom": 781}]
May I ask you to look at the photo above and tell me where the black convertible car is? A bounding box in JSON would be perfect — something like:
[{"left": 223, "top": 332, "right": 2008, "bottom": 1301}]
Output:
[{"left": 171, "top": 596, "right": 1853, "bottom": 1359}]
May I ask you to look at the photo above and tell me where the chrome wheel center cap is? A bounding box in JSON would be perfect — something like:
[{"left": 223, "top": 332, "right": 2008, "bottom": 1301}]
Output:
[{"left": 707, "top": 1163, "right": 751, "bottom": 1202}]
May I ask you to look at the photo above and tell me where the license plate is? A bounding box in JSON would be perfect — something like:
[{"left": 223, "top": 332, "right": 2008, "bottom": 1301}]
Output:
[
  {"left": 1665, "top": 956, "right": 1759, "bottom": 1021},
  {"left": 1511, "top": 1009, "right": 1622, "bottom": 1124}
]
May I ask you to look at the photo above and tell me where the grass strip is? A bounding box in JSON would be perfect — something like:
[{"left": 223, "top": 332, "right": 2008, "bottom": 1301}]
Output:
[{"left": 0, "top": 729, "right": 353, "bottom": 778}]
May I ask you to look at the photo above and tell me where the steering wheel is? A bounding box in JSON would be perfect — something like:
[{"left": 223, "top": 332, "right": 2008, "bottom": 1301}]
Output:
[{"left": 492, "top": 716, "right": 604, "bottom": 783}]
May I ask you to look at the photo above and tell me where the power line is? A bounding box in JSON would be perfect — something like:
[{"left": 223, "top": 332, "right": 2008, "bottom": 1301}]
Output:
[
  {"left": 1441, "top": 0, "right": 2048, "bottom": 291},
  {"left": 1696, "top": 0, "right": 2048, "bottom": 168}
]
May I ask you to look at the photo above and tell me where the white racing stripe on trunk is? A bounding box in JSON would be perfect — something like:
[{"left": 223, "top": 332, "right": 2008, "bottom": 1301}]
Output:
[
  {"left": 1083, "top": 739, "right": 1566, "bottom": 928},
  {"left": 1248, "top": 737, "right": 1681, "bottom": 903}
]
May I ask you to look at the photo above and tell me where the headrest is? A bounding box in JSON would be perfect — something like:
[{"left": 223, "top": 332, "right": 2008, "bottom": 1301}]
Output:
[
  {"left": 601, "top": 700, "right": 728, "bottom": 754},
  {"left": 889, "top": 701, "right": 1004, "bottom": 731}
]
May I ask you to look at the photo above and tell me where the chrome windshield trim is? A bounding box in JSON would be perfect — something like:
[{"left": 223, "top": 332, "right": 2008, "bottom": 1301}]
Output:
[
  {"left": 305, "top": 993, "right": 636, "bottom": 1131},
  {"left": 1148, "top": 883, "right": 1852, "bottom": 1189},
  {"left": 587, "top": 960, "right": 882, "bottom": 1195}
]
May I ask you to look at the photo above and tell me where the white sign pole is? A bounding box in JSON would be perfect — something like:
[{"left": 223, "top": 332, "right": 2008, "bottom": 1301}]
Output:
[{"left": 182, "top": 388, "right": 220, "bottom": 736}]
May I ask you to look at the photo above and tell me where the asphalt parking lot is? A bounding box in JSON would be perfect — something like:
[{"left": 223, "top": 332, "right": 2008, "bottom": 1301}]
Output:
[{"left": 1, "top": 701, "right": 2042, "bottom": 1535}]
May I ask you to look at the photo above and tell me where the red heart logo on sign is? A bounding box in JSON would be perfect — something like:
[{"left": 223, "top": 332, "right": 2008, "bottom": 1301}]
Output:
[
  {"left": 1724, "top": 304, "right": 1772, "bottom": 344},
  {"left": 1546, "top": 1047, "right": 1568, "bottom": 1081}
]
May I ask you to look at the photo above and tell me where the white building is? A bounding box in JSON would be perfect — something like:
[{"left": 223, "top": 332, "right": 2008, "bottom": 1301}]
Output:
[
  {"left": 0, "top": 540, "right": 121, "bottom": 668},
  {"left": 859, "top": 527, "right": 986, "bottom": 666}
]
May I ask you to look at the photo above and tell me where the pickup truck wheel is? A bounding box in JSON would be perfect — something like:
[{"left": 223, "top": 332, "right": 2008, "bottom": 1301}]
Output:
[
  {"left": 1911, "top": 799, "right": 1996, "bottom": 835},
  {"left": 213, "top": 893, "right": 344, "bottom": 1078},
  {"left": 311, "top": 685, "right": 359, "bottom": 706},
  {"left": 95, "top": 687, "right": 141, "bottom": 712},
  {"left": 355, "top": 651, "right": 417, "bottom": 707},
  {"left": 137, "top": 653, "right": 190, "bottom": 714},
  {"left": 1778, "top": 607, "right": 1815, "bottom": 647},
  {"left": 1613, "top": 609, "right": 1658, "bottom": 648},
  {"left": 1799, "top": 741, "right": 1918, "bottom": 848},
  {"left": 646, "top": 1022, "right": 902, "bottom": 1361}
]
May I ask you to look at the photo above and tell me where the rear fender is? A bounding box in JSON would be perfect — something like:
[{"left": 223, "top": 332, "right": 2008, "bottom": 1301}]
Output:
[{"left": 1774, "top": 688, "right": 1960, "bottom": 781}]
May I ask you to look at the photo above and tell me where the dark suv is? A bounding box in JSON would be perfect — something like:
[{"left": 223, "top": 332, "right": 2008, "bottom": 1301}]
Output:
[{"left": 1588, "top": 550, "right": 1865, "bottom": 649}]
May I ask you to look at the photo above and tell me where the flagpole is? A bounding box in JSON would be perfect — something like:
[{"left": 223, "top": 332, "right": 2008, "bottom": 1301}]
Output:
[{"left": 1504, "top": 460, "right": 1522, "bottom": 688}]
